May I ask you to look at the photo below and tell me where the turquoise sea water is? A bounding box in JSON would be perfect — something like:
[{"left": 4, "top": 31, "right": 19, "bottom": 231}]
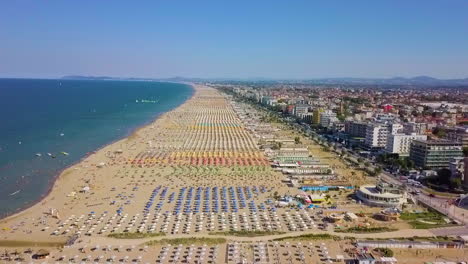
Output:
[{"left": 0, "top": 79, "right": 193, "bottom": 218}]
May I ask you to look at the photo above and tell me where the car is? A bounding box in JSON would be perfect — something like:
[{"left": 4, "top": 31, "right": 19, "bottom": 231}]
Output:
[{"left": 429, "top": 194, "right": 435, "bottom": 198}]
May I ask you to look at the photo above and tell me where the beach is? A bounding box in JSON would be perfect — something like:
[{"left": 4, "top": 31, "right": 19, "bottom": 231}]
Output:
[
  {"left": 0, "top": 84, "right": 285, "bottom": 242},
  {"left": 0, "top": 79, "right": 193, "bottom": 218},
  {"left": 1, "top": 84, "right": 464, "bottom": 263}
]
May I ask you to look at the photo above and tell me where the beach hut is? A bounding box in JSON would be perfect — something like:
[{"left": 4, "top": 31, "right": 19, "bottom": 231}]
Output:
[{"left": 33, "top": 249, "right": 50, "bottom": 259}]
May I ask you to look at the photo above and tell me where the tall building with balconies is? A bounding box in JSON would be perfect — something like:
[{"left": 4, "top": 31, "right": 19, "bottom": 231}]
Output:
[
  {"left": 294, "top": 104, "right": 309, "bottom": 116},
  {"left": 319, "top": 110, "right": 338, "bottom": 128},
  {"left": 312, "top": 108, "right": 324, "bottom": 125},
  {"left": 446, "top": 126, "right": 468, "bottom": 147},
  {"left": 345, "top": 121, "right": 368, "bottom": 138},
  {"left": 365, "top": 123, "right": 389, "bottom": 149},
  {"left": 386, "top": 133, "right": 427, "bottom": 156},
  {"left": 409, "top": 140, "right": 463, "bottom": 169}
]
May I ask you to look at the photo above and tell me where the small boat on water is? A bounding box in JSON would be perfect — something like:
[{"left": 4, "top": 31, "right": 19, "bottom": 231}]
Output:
[
  {"left": 9, "top": 190, "right": 20, "bottom": 196},
  {"left": 136, "top": 99, "right": 157, "bottom": 103},
  {"left": 60, "top": 133, "right": 65, "bottom": 136},
  {"left": 47, "top": 153, "right": 52, "bottom": 156},
  {"left": 61, "top": 152, "right": 69, "bottom": 156},
  {"left": 35, "top": 153, "right": 42, "bottom": 157}
]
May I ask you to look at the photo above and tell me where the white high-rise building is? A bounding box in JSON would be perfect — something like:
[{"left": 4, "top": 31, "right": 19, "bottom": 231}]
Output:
[
  {"left": 294, "top": 104, "right": 309, "bottom": 116},
  {"left": 386, "top": 133, "right": 427, "bottom": 156},
  {"left": 389, "top": 123, "right": 403, "bottom": 134},
  {"left": 320, "top": 110, "right": 338, "bottom": 128},
  {"left": 365, "top": 123, "right": 403, "bottom": 149},
  {"left": 365, "top": 123, "right": 389, "bottom": 148}
]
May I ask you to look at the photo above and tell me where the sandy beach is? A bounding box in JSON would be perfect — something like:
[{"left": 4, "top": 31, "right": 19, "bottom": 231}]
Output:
[
  {"left": 0, "top": 84, "right": 285, "bottom": 243},
  {"left": 1, "top": 84, "right": 464, "bottom": 264}
]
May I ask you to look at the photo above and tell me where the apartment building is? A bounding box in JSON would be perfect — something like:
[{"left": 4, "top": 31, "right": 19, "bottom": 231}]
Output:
[
  {"left": 365, "top": 123, "right": 389, "bottom": 149},
  {"left": 386, "top": 133, "right": 427, "bottom": 156},
  {"left": 409, "top": 140, "right": 463, "bottom": 169},
  {"left": 446, "top": 126, "right": 468, "bottom": 147},
  {"left": 345, "top": 121, "right": 368, "bottom": 138},
  {"left": 320, "top": 110, "right": 338, "bottom": 128}
]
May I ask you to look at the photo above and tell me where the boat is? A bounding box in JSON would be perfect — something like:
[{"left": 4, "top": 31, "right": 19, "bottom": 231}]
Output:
[
  {"left": 136, "top": 99, "right": 157, "bottom": 103},
  {"left": 60, "top": 133, "right": 64, "bottom": 136},
  {"left": 61, "top": 152, "right": 69, "bottom": 156},
  {"left": 51, "top": 155, "right": 56, "bottom": 158},
  {"left": 35, "top": 153, "right": 42, "bottom": 157},
  {"left": 9, "top": 190, "right": 20, "bottom": 196}
]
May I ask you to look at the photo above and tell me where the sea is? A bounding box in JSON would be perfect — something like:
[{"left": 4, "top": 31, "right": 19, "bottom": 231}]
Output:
[{"left": 0, "top": 79, "right": 193, "bottom": 218}]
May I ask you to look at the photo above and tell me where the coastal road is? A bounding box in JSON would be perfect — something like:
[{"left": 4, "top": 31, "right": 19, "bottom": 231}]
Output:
[{"left": 415, "top": 193, "right": 468, "bottom": 226}]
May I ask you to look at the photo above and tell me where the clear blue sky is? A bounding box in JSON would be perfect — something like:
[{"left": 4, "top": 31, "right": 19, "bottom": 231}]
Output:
[{"left": 1, "top": 0, "right": 467, "bottom": 79}]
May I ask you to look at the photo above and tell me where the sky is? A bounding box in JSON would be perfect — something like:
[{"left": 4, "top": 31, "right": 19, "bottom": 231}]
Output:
[{"left": 1, "top": 0, "right": 467, "bottom": 79}]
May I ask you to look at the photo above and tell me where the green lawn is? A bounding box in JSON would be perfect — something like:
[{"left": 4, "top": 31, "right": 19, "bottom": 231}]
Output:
[
  {"left": 145, "top": 237, "right": 226, "bottom": 246},
  {"left": 108, "top": 232, "right": 165, "bottom": 239},
  {"left": 273, "top": 233, "right": 340, "bottom": 241},
  {"left": 400, "top": 211, "right": 456, "bottom": 229},
  {"left": 208, "top": 230, "right": 285, "bottom": 237},
  {"left": 335, "top": 226, "right": 397, "bottom": 233}
]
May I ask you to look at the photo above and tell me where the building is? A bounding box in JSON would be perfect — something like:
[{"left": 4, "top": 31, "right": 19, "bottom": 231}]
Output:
[
  {"left": 403, "top": 122, "right": 428, "bottom": 135},
  {"left": 449, "top": 157, "right": 464, "bottom": 179},
  {"left": 464, "top": 157, "right": 468, "bottom": 188},
  {"left": 446, "top": 126, "right": 468, "bottom": 147},
  {"left": 312, "top": 108, "right": 324, "bottom": 124},
  {"left": 365, "top": 123, "right": 389, "bottom": 149},
  {"left": 409, "top": 140, "right": 463, "bottom": 169},
  {"left": 294, "top": 104, "right": 309, "bottom": 116},
  {"left": 319, "top": 110, "right": 338, "bottom": 128},
  {"left": 389, "top": 123, "right": 403, "bottom": 134},
  {"left": 382, "top": 104, "right": 393, "bottom": 112},
  {"left": 357, "top": 240, "right": 465, "bottom": 249},
  {"left": 345, "top": 121, "right": 368, "bottom": 138},
  {"left": 345, "top": 253, "right": 375, "bottom": 264},
  {"left": 285, "top": 104, "right": 295, "bottom": 114},
  {"left": 375, "top": 113, "right": 397, "bottom": 122},
  {"left": 386, "top": 133, "right": 427, "bottom": 156},
  {"left": 365, "top": 123, "right": 403, "bottom": 149},
  {"left": 301, "top": 113, "right": 314, "bottom": 124},
  {"left": 356, "top": 181, "right": 406, "bottom": 207}
]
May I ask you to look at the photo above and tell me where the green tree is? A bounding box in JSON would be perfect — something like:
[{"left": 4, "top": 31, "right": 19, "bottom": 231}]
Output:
[
  {"left": 463, "top": 147, "right": 468, "bottom": 157},
  {"left": 450, "top": 177, "right": 462, "bottom": 189},
  {"left": 436, "top": 168, "right": 452, "bottom": 185},
  {"left": 374, "top": 167, "right": 382, "bottom": 175},
  {"left": 294, "top": 136, "right": 301, "bottom": 144},
  {"left": 432, "top": 127, "right": 446, "bottom": 138}
]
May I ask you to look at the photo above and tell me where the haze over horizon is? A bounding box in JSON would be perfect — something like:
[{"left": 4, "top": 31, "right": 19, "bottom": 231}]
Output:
[{"left": 1, "top": 0, "right": 467, "bottom": 79}]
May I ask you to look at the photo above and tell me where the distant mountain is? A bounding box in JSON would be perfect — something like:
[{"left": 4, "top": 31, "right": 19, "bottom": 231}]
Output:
[
  {"left": 61, "top": 75, "right": 468, "bottom": 86},
  {"left": 308, "top": 76, "right": 468, "bottom": 86},
  {"left": 61, "top": 75, "right": 123, "bottom": 80}
]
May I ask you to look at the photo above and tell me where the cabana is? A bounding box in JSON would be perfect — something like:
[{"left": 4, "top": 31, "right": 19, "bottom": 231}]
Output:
[{"left": 33, "top": 249, "right": 50, "bottom": 259}]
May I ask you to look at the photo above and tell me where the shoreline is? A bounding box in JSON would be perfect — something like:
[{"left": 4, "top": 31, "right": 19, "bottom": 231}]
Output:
[{"left": 0, "top": 82, "right": 195, "bottom": 221}]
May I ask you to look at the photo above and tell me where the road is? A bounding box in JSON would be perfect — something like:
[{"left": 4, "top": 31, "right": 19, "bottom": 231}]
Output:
[{"left": 415, "top": 193, "right": 468, "bottom": 225}]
